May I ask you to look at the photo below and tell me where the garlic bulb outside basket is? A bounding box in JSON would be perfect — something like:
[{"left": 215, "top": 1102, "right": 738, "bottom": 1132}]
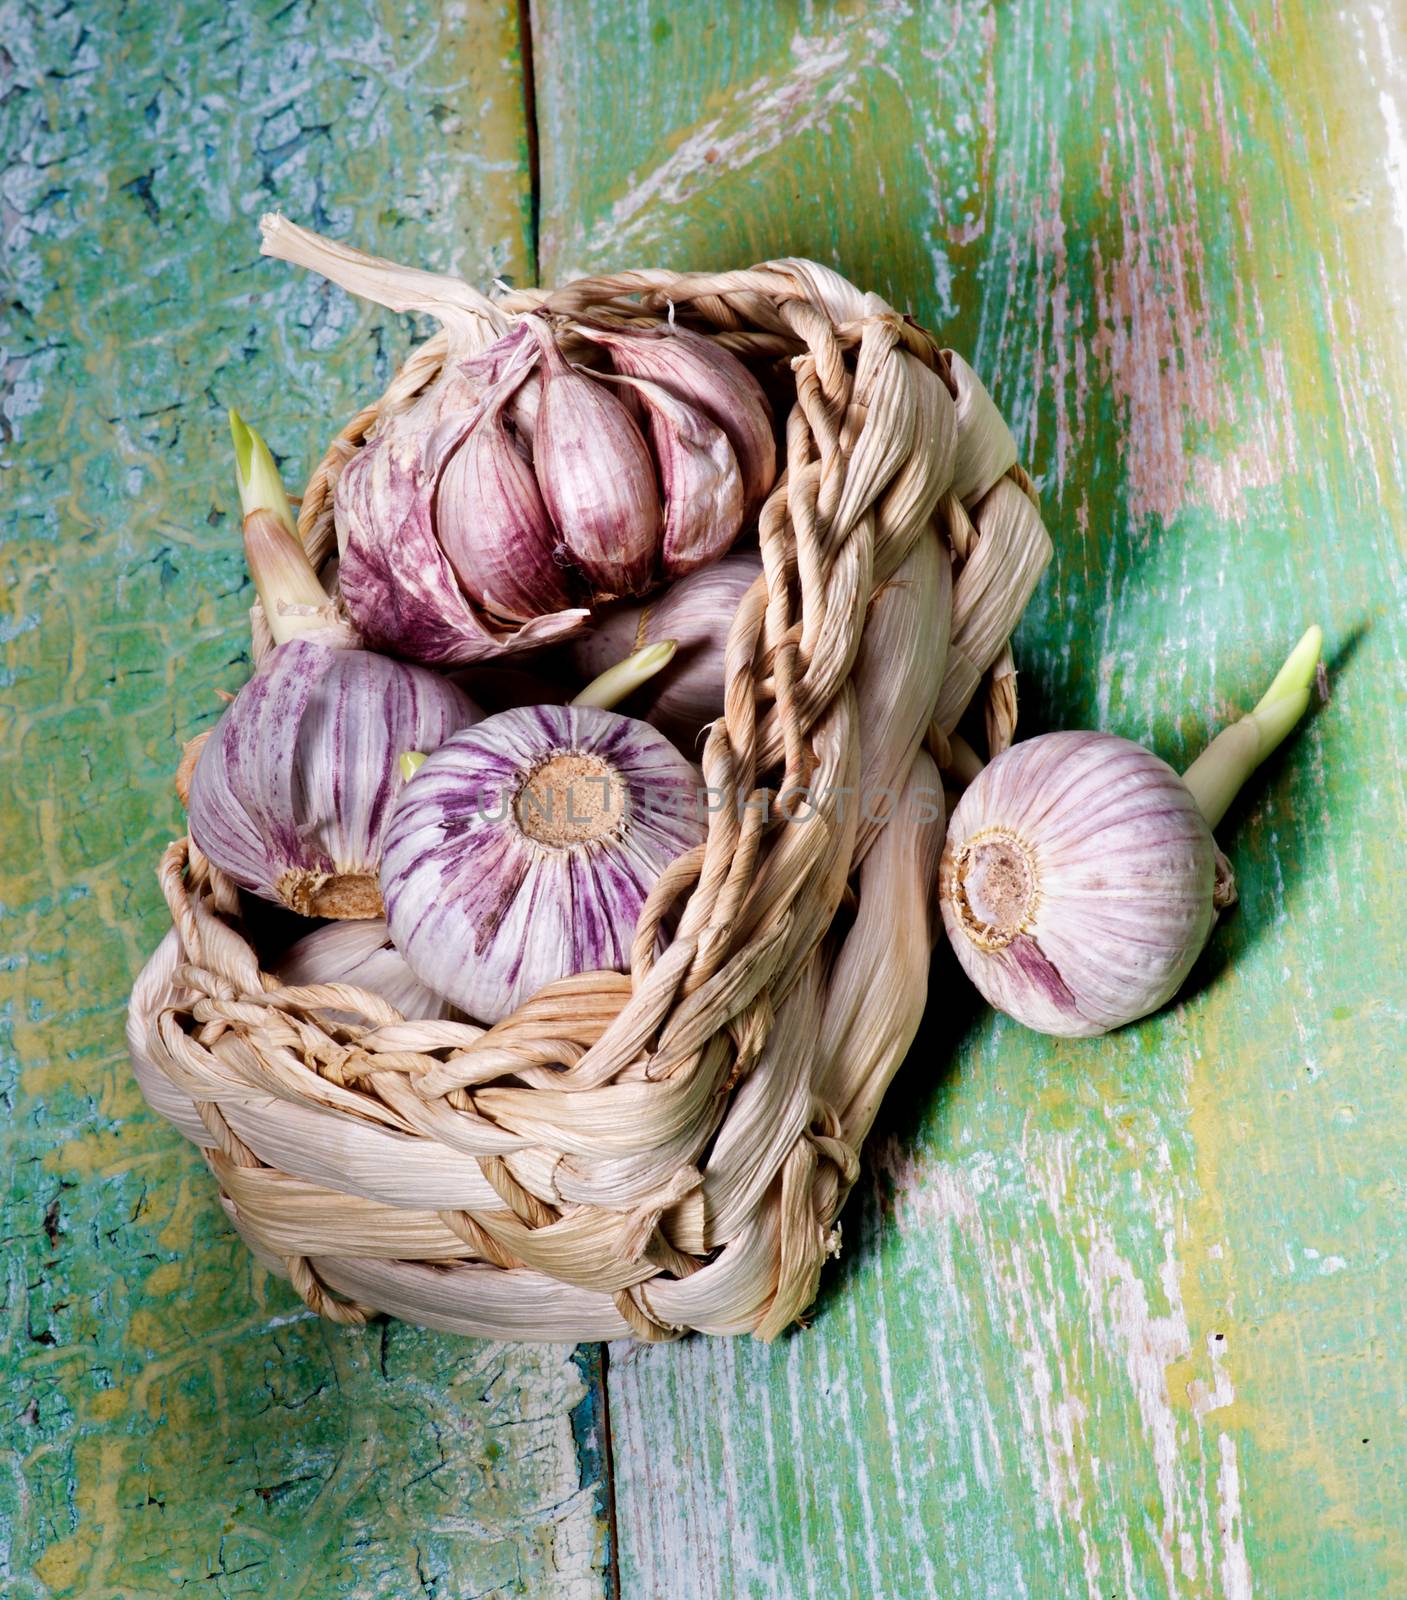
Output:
[
  {"left": 381, "top": 704, "right": 707, "bottom": 1023},
  {"left": 940, "top": 626, "right": 1322, "bottom": 1036},
  {"left": 187, "top": 636, "right": 478, "bottom": 918},
  {"left": 940, "top": 732, "right": 1223, "bottom": 1037}
]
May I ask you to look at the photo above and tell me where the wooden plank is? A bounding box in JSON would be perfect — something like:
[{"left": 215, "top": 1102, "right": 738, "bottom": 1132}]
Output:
[
  {"left": 533, "top": 1, "right": 1407, "bottom": 1594},
  {"left": 0, "top": 4, "right": 610, "bottom": 1595}
]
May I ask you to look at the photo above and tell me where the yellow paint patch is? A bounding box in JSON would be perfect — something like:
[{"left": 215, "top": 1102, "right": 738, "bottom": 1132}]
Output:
[
  {"left": 33, "top": 1532, "right": 92, "bottom": 1590},
  {"left": 87, "top": 1389, "right": 128, "bottom": 1423},
  {"left": 144, "top": 1260, "right": 183, "bottom": 1297}
]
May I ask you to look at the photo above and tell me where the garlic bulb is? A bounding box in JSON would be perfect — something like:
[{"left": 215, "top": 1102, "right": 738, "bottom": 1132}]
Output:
[
  {"left": 940, "top": 627, "right": 1322, "bottom": 1036},
  {"left": 260, "top": 217, "right": 775, "bottom": 662},
  {"left": 565, "top": 553, "right": 762, "bottom": 745},
  {"left": 276, "top": 919, "right": 454, "bottom": 1022},
  {"left": 380, "top": 704, "right": 706, "bottom": 1023},
  {"left": 262, "top": 217, "right": 590, "bottom": 663},
  {"left": 334, "top": 325, "right": 594, "bottom": 665},
  {"left": 188, "top": 636, "right": 478, "bottom": 918}
]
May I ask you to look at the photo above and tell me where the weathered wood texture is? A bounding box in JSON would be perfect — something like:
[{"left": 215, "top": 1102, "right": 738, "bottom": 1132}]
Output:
[
  {"left": 0, "top": 5, "right": 610, "bottom": 1595},
  {"left": 534, "top": 1, "right": 1407, "bottom": 1595}
]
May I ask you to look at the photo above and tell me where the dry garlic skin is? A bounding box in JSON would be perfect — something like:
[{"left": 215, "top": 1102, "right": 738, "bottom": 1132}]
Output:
[
  {"left": 939, "top": 732, "right": 1220, "bottom": 1037},
  {"left": 276, "top": 919, "right": 454, "bottom": 1023},
  {"left": 381, "top": 704, "right": 706, "bottom": 1024}
]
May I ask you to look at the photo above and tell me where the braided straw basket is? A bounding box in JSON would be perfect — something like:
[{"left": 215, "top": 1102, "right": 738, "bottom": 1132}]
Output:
[{"left": 128, "top": 253, "right": 1051, "bottom": 1341}]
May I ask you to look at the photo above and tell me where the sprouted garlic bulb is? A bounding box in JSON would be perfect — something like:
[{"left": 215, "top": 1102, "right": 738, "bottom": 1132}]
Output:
[
  {"left": 187, "top": 415, "right": 479, "bottom": 917},
  {"left": 939, "top": 627, "right": 1322, "bottom": 1037},
  {"left": 564, "top": 552, "right": 762, "bottom": 745}
]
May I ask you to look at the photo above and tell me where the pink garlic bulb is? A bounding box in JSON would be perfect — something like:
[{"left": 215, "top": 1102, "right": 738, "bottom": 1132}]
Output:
[
  {"left": 187, "top": 636, "right": 477, "bottom": 918},
  {"left": 335, "top": 325, "right": 593, "bottom": 665},
  {"left": 260, "top": 218, "right": 776, "bottom": 663},
  {"left": 939, "top": 625, "right": 1321, "bottom": 1036},
  {"left": 940, "top": 733, "right": 1223, "bottom": 1037}
]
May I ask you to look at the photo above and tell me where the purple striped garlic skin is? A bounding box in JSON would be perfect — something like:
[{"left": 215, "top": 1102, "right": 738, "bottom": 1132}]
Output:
[
  {"left": 939, "top": 732, "right": 1222, "bottom": 1037},
  {"left": 602, "top": 372, "right": 745, "bottom": 578},
  {"left": 188, "top": 637, "right": 478, "bottom": 918},
  {"left": 574, "top": 323, "right": 777, "bottom": 517},
  {"left": 381, "top": 704, "right": 707, "bottom": 1024},
  {"left": 526, "top": 320, "right": 661, "bottom": 599}
]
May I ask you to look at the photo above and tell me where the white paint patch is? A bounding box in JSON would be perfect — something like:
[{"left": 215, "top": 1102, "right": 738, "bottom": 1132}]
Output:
[
  {"left": 1216, "top": 1432, "right": 1254, "bottom": 1600},
  {"left": 1376, "top": 88, "right": 1407, "bottom": 259},
  {"left": 871, "top": 1133, "right": 993, "bottom": 1229},
  {"left": 1084, "top": 1225, "right": 1193, "bottom": 1598},
  {"left": 1190, "top": 1332, "right": 1236, "bottom": 1420},
  {"left": 1368, "top": 5, "right": 1407, "bottom": 260},
  {"left": 566, "top": 6, "right": 910, "bottom": 266}
]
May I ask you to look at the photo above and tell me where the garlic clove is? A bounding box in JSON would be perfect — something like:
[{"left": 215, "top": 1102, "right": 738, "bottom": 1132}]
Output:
[
  {"left": 433, "top": 360, "right": 576, "bottom": 623},
  {"left": 527, "top": 319, "right": 661, "bottom": 599},
  {"left": 595, "top": 371, "right": 745, "bottom": 578},
  {"left": 575, "top": 322, "right": 777, "bottom": 516},
  {"left": 381, "top": 704, "right": 706, "bottom": 1023},
  {"left": 188, "top": 637, "right": 478, "bottom": 918}
]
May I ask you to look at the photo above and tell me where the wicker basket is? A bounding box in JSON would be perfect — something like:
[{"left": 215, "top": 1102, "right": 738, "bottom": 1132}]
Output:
[{"left": 127, "top": 258, "right": 1051, "bottom": 1341}]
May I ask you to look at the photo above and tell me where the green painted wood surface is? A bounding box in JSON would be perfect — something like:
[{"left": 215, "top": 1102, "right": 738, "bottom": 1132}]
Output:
[
  {"left": 532, "top": 1, "right": 1407, "bottom": 1595},
  {"left": 0, "top": 5, "right": 612, "bottom": 1596}
]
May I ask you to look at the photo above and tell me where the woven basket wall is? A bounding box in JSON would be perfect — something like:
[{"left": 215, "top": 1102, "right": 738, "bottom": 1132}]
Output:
[{"left": 127, "top": 258, "right": 1051, "bottom": 1342}]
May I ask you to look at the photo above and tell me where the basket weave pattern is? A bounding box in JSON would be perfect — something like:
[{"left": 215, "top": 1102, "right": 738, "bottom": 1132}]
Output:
[{"left": 128, "top": 260, "right": 1050, "bottom": 1341}]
